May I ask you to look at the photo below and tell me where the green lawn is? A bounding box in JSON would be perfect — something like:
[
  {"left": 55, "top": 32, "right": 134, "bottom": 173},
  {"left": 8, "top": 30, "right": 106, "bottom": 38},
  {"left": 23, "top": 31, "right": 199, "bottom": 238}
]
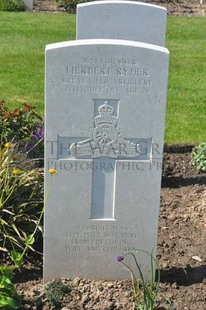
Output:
[
  {"left": 0, "top": 12, "right": 76, "bottom": 114},
  {"left": 166, "top": 17, "right": 206, "bottom": 144},
  {"left": 0, "top": 13, "right": 205, "bottom": 144}
]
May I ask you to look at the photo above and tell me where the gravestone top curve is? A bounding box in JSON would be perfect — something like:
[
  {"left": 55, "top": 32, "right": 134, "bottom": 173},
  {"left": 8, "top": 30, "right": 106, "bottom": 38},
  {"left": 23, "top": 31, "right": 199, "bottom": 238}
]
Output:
[
  {"left": 77, "top": 1, "right": 167, "bottom": 46},
  {"left": 46, "top": 38, "right": 169, "bottom": 54}
]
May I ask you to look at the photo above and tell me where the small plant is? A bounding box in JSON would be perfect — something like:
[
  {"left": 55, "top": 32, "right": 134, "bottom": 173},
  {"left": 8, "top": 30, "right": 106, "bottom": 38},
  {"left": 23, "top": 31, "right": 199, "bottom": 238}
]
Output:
[
  {"left": 0, "top": 101, "right": 44, "bottom": 146},
  {"left": 0, "top": 0, "right": 26, "bottom": 11},
  {"left": 55, "top": 0, "right": 92, "bottom": 12},
  {"left": 191, "top": 142, "right": 206, "bottom": 172},
  {"left": 116, "top": 250, "right": 174, "bottom": 310},
  {"left": 0, "top": 168, "right": 57, "bottom": 309},
  {"left": 0, "top": 267, "right": 22, "bottom": 309},
  {"left": 0, "top": 100, "right": 44, "bottom": 168},
  {"left": 0, "top": 142, "right": 44, "bottom": 255},
  {"left": 45, "top": 279, "right": 72, "bottom": 309}
]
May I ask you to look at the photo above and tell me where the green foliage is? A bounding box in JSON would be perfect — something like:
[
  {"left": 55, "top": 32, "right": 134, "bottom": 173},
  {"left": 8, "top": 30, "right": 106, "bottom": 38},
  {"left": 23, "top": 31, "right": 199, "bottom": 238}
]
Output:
[
  {"left": 0, "top": 0, "right": 26, "bottom": 12},
  {"left": 45, "top": 279, "right": 72, "bottom": 308},
  {"left": 55, "top": 0, "right": 91, "bottom": 12},
  {"left": 116, "top": 250, "right": 174, "bottom": 310},
  {"left": 191, "top": 142, "right": 206, "bottom": 172},
  {"left": 0, "top": 143, "right": 44, "bottom": 255},
  {"left": 0, "top": 165, "right": 56, "bottom": 309},
  {"left": 0, "top": 101, "right": 44, "bottom": 145},
  {"left": 0, "top": 98, "right": 55, "bottom": 308},
  {"left": 0, "top": 267, "right": 21, "bottom": 309},
  {"left": 0, "top": 101, "right": 44, "bottom": 255}
]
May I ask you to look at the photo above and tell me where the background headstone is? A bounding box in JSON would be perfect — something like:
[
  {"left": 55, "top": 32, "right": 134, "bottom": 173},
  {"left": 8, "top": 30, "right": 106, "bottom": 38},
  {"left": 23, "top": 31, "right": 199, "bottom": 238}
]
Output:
[
  {"left": 22, "top": 0, "right": 33, "bottom": 10},
  {"left": 44, "top": 39, "right": 169, "bottom": 281},
  {"left": 77, "top": 1, "right": 167, "bottom": 46}
]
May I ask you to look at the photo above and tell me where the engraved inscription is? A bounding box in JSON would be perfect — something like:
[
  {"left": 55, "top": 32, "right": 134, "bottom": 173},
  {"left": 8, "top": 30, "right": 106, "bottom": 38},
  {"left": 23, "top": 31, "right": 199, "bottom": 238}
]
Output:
[
  {"left": 64, "top": 225, "right": 138, "bottom": 253},
  {"left": 60, "top": 57, "right": 152, "bottom": 94}
]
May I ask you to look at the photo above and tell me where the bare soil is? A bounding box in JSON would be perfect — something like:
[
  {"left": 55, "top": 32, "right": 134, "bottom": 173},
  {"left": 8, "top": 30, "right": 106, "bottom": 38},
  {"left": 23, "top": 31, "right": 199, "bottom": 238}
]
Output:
[
  {"left": 10, "top": 150, "right": 206, "bottom": 309},
  {"left": 33, "top": 0, "right": 206, "bottom": 16}
]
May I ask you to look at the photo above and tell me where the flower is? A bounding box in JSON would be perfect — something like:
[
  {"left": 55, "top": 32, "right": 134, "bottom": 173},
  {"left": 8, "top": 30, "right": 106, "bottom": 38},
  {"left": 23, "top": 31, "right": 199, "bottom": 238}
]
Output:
[
  {"left": 116, "top": 255, "right": 124, "bottom": 262},
  {"left": 4, "top": 142, "right": 11, "bottom": 149},
  {"left": 48, "top": 168, "right": 57, "bottom": 174},
  {"left": 12, "top": 168, "right": 20, "bottom": 175},
  {"left": 33, "top": 125, "right": 44, "bottom": 139}
]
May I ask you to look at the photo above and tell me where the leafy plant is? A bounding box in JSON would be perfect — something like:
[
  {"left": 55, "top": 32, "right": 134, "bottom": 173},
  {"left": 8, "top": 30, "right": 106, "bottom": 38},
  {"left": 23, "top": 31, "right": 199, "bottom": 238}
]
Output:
[
  {"left": 0, "top": 100, "right": 44, "bottom": 165},
  {"left": 0, "top": 168, "right": 57, "bottom": 309},
  {"left": 0, "top": 101, "right": 44, "bottom": 144},
  {"left": 45, "top": 279, "right": 72, "bottom": 309},
  {"left": 0, "top": 0, "right": 26, "bottom": 11},
  {"left": 55, "top": 0, "right": 92, "bottom": 12},
  {"left": 191, "top": 142, "right": 206, "bottom": 172},
  {"left": 116, "top": 250, "right": 174, "bottom": 310},
  {"left": 0, "top": 266, "right": 21, "bottom": 309},
  {"left": 0, "top": 143, "right": 44, "bottom": 255}
]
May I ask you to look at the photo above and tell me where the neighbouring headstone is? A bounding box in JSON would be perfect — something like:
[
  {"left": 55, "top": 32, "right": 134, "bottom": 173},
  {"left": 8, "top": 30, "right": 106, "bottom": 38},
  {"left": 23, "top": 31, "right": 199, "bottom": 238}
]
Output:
[
  {"left": 77, "top": 1, "right": 167, "bottom": 46},
  {"left": 44, "top": 37, "right": 169, "bottom": 281},
  {"left": 22, "top": 0, "right": 33, "bottom": 10}
]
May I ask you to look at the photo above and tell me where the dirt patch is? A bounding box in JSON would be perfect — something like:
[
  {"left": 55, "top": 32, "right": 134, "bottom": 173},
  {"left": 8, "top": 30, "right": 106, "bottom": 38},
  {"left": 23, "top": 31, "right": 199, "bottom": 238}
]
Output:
[
  {"left": 153, "top": 0, "right": 206, "bottom": 17},
  {"left": 4, "top": 151, "right": 204, "bottom": 309},
  {"left": 33, "top": 0, "right": 206, "bottom": 16}
]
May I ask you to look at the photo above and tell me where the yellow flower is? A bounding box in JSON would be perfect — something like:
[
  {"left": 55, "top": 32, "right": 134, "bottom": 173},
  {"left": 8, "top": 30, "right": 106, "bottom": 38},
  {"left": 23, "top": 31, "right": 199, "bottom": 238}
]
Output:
[
  {"left": 48, "top": 168, "right": 57, "bottom": 174},
  {"left": 12, "top": 168, "right": 20, "bottom": 175},
  {"left": 4, "top": 142, "right": 11, "bottom": 149}
]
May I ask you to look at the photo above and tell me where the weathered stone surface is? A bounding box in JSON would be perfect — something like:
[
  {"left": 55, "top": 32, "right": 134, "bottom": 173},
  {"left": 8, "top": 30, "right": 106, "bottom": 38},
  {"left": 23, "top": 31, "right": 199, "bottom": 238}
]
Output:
[
  {"left": 77, "top": 1, "right": 167, "bottom": 46},
  {"left": 44, "top": 39, "right": 169, "bottom": 281}
]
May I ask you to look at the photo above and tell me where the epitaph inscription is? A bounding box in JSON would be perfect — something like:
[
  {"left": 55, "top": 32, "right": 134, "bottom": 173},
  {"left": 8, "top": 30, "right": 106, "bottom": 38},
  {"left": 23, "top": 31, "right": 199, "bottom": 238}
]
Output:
[{"left": 64, "top": 224, "right": 139, "bottom": 253}]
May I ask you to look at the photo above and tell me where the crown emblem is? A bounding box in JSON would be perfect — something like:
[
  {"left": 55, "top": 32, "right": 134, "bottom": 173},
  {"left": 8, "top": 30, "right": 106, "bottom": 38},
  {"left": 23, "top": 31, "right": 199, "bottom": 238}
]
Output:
[
  {"left": 98, "top": 102, "right": 114, "bottom": 115},
  {"left": 69, "top": 99, "right": 141, "bottom": 159},
  {"left": 94, "top": 101, "right": 118, "bottom": 126}
]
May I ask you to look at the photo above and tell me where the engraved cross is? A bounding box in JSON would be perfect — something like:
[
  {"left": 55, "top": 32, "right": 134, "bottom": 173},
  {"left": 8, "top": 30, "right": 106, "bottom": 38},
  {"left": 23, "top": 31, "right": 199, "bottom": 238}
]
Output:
[{"left": 58, "top": 99, "right": 151, "bottom": 220}]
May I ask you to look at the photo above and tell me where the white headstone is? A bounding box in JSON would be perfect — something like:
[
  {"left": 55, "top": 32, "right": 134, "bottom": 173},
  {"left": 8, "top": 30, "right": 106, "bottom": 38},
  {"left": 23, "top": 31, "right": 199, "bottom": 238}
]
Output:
[
  {"left": 44, "top": 39, "right": 169, "bottom": 281},
  {"left": 22, "top": 0, "right": 33, "bottom": 10},
  {"left": 77, "top": 1, "right": 167, "bottom": 46}
]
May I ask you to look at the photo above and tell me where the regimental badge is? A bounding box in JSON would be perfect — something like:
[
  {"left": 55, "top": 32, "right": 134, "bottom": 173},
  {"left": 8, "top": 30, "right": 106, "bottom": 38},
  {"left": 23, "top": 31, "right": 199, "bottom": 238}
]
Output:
[{"left": 69, "top": 101, "right": 141, "bottom": 158}]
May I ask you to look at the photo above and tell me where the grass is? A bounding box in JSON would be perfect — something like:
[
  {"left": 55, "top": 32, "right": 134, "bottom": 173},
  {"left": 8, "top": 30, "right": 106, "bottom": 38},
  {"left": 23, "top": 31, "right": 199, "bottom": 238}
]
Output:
[
  {"left": 0, "top": 12, "right": 75, "bottom": 114},
  {"left": 165, "top": 17, "right": 206, "bottom": 143},
  {"left": 0, "top": 13, "right": 205, "bottom": 143}
]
